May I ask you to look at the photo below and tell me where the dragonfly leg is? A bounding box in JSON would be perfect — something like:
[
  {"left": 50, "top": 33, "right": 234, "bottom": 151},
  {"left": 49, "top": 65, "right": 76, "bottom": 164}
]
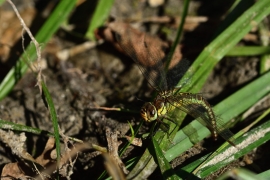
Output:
[
  {"left": 148, "top": 122, "right": 173, "bottom": 144},
  {"left": 149, "top": 121, "right": 159, "bottom": 138},
  {"left": 158, "top": 120, "right": 175, "bottom": 145}
]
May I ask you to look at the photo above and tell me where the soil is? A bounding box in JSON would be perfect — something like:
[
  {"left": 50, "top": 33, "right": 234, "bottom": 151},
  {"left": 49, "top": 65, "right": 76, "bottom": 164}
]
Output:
[{"left": 0, "top": 0, "right": 269, "bottom": 179}]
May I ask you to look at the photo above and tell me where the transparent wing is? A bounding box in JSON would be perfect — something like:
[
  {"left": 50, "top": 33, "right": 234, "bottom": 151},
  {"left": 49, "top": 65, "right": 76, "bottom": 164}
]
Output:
[
  {"left": 110, "top": 22, "right": 169, "bottom": 91},
  {"left": 166, "top": 58, "right": 190, "bottom": 89},
  {"left": 110, "top": 22, "right": 190, "bottom": 92}
]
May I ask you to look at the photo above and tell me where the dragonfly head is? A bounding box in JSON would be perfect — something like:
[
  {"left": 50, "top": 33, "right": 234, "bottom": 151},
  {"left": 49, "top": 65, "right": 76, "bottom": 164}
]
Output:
[{"left": 140, "top": 102, "right": 157, "bottom": 122}]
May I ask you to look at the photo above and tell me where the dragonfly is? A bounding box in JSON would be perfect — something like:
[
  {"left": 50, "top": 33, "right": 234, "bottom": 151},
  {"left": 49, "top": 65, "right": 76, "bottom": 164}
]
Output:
[{"left": 111, "top": 22, "right": 236, "bottom": 146}]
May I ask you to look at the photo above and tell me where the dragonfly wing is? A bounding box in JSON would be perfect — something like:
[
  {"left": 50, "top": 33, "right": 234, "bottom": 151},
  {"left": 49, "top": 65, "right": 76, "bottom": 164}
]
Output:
[
  {"left": 109, "top": 22, "right": 169, "bottom": 91},
  {"left": 166, "top": 58, "right": 191, "bottom": 90}
]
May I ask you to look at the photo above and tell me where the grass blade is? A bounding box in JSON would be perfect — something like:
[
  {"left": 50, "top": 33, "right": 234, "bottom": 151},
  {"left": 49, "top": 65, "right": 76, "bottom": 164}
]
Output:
[
  {"left": 41, "top": 81, "right": 61, "bottom": 168},
  {"left": 86, "top": 0, "right": 115, "bottom": 40},
  {"left": 226, "top": 46, "right": 270, "bottom": 56},
  {"left": 151, "top": 137, "right": 180, "bottom": 180}
]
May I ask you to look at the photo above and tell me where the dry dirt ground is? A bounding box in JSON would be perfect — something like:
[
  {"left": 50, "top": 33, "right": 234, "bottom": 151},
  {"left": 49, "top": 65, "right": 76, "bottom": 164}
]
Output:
[{"left": 0, "top": 0, "right": 269, "bottom": 179}]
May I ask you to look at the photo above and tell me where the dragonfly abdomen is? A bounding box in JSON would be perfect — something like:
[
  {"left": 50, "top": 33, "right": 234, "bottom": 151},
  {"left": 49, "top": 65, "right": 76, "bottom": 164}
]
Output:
[{"left": 176, "top": 93, "right": 218, "bottom": 140}]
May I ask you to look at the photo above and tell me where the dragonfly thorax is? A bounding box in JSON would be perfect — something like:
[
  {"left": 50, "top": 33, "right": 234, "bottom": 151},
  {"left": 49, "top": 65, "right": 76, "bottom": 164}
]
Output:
[{"left": 154, "top": 96, "right": 167, "bottom": 116}]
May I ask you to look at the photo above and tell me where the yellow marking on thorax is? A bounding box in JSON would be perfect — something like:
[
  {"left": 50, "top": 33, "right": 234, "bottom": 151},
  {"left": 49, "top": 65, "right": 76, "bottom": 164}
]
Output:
[{"left": 157, "top": 105, "right": 167, "bottom": 116}]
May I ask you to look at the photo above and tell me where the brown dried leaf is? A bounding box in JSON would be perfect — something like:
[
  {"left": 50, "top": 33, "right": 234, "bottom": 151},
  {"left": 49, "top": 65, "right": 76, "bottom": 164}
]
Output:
[
  {"left": 1, "top": 138, "right": 56, "bottom": 179},
  {"left": 0, "top": 7, "right": 36, "bottom": 61},
  {"left": 1, "top": 162, "right": 25, "bottom": 179},
  {"left": 35, "top": 137, "right": 56, "bottom": 166}
]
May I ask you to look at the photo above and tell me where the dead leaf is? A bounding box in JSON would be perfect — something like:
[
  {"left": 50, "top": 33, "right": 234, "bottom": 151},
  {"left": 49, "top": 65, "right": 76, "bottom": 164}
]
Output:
[
  {"left": 1, "top": 162, "right": 25, "bottom": 179},
  {"left": 0, "top": 7, "right": 36, "bottom": 61},
  {"left": 35, "top": 137, "right": 56, "bottom": 166}
]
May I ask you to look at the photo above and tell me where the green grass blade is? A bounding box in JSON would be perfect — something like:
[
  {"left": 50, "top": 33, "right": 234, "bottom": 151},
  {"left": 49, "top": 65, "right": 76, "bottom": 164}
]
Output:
[
  {"left": 260, "top": 55, "right": 270, "bottom": 74},
  {"left": 86, "top": 0, "right": 115, "bottom": 40},
  {"left": 0, "top": 0, "right": 76, "bottom": 100},
  {"left": 257, "top": 170, "right": 270, "bottom": 179},
  {"left": 126, "top": 132, "right": 160, "bottom": 179},
  {"left": 173, "top": 108, "right": 270, "bottom": 177},
  {"left": 176, "top": 117, "right": 270, "bottom": 179},
  {"left": 0, "top": 119, "right": 82, "bottom": 143},
  {"left": 0, "top": 119, "right": 55, "bottom": 136},
  {"left": 188, "top": 107, "right": 270, "bottom": 178},
  {"left": 258, "top": 19, "right": 270, "bottom": 74},
  {"left": 120, "top": 120, "right": 143, "bottom": 157},
  {"left": 212, "top": 0, "right": 254, "bottom": 39},
  {"left": 217, "top": 168, "right": 263, "bottom": 180},
  {"left": 151, "top": 137, "right": 180, "bottom": 180},
  {"left": 41, "top": 81, "right": 61, "bottom": 168},
  {"left": 197, "top": 119, "right": 270, "bottom": 178},
  {"left": 226, "top": 46, "right": 270, "bottom": 56}
]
